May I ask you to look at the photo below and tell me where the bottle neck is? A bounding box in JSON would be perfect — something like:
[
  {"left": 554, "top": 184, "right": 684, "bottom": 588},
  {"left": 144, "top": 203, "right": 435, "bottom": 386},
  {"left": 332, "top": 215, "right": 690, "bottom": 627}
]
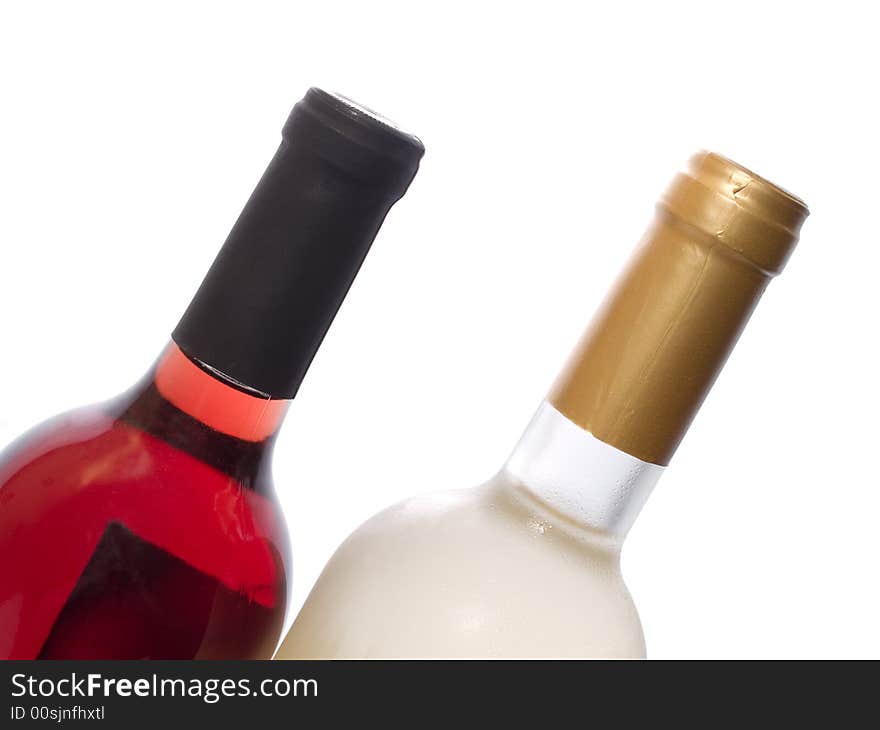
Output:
[
  {"left": 154, "top": 344, "right": 289, "bottom": 442},
  {"left": 117, "top": 344, "right": 288, "bottom": 492},
  {"left": 548, "top": 211, "right": 771, "bottom": 466},
  {"left": 504, "top": 401, "right": 663, "bottom": 540},
  {"left": 172, "top": 89, "right": 423, "bottom": 401},
  {"left": 548, "top": 153, "right": 807, "bottom": 466},
  {"left": 507, "top": 153, "right": 808, "bottom": 536}
]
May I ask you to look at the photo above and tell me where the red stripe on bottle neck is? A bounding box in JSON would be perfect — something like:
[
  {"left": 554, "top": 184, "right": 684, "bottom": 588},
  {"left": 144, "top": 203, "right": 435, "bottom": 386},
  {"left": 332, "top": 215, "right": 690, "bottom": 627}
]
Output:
[{"left": 155, "top": 344, "right": 289, "bottom": 442}]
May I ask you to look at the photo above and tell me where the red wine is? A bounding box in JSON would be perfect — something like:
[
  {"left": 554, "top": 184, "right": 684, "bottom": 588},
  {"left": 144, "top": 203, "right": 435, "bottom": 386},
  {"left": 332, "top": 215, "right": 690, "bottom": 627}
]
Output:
[
  {"left": 0, "top": 346, "right": 288, "bottom": 659},
  {"left": 0, "top": 89, "right": 424, "bottom": 659}
]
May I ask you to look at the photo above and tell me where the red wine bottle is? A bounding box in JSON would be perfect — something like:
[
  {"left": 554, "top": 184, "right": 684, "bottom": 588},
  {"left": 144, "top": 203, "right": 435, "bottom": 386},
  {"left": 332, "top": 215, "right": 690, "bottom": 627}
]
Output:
[{"left": 0, "top": 88, "right": 424, "bottom": 659}]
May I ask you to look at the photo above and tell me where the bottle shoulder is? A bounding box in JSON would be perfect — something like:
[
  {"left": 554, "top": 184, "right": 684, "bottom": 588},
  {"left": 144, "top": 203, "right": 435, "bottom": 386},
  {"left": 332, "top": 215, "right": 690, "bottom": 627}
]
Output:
[
  {"left": 0, "top": 399, "right": 290, "bottom": 659},
  {"left": 282, "top": 478, "right": 644, "bottom": 658},
  {"left": 344, "top": 475, "right": 621, "bottom": 559},
  {"left": 0, "top": 399, "right": 287, "bottom": 569},
  {"left": 0, "top": 401, "right": 118, "bottom": 484}
]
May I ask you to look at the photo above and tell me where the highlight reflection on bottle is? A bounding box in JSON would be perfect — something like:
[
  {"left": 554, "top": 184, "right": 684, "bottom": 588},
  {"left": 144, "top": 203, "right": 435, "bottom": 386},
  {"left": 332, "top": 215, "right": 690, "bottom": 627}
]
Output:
[
  {"left": 277, "top": 153, "right": 808, "bottom": 659},
  {"left": 0, "top": 88, "right": 424, "bottom": 659}
]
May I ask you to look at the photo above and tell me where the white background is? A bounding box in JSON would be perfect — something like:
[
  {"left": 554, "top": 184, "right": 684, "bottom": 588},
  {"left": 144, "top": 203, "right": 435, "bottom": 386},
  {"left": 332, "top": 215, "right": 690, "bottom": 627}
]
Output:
[{"left": 1, "top": 1, "right": 877, "bottom": 659}]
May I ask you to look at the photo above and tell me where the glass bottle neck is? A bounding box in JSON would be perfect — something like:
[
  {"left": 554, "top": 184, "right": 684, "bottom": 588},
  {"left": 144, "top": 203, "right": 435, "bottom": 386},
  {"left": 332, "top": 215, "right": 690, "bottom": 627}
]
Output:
[
  {"left": 510, "top": 155, "right": 807, "bottom": 541},
  {"left": 154, "top": 344, "right": 289, "bottom": 443},
  {"left": 548, "top": 153, "right": 807, "bottom": 467},
  {"left": 503, "top": 401, "right": 664, "bottom": 540},
  {"left": 171, "top": 89, "right": 423, "bottom": 402},
  {"left": 115, "top": 343, "right": 290, "bottom": 493}
]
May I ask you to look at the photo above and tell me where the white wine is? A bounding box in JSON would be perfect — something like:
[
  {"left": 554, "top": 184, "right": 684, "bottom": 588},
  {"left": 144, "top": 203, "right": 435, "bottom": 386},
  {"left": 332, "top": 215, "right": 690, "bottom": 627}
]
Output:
[
  {"left": 282, "top": 410, "right": 654, "bottom": 657},
  {"left": 277, "top": 152, "right": 809, "bottom": 658}
]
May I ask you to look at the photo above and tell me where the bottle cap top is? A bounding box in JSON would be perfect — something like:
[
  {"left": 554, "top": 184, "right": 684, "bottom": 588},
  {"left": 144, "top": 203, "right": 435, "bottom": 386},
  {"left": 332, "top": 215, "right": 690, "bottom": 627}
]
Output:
[
  {"left": 660, "top": 151, "right": 809, "bottom": 275},
  {"left": 283, "top": 88, "right": 425, "bottom": 193}
]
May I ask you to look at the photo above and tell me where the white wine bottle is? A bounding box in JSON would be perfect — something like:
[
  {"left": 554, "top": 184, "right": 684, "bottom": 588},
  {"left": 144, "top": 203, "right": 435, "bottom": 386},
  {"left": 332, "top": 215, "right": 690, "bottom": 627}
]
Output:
[{"left": 277, "top": 152, "right": 809, "bottom": 658}]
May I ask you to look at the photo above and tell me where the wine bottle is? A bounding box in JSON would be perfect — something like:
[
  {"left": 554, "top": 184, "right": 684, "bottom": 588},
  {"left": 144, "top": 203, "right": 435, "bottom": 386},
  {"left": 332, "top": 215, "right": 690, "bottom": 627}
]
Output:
[
  {"left": 0, "top": 88, "right": 424, "bottom": 659},
  {"left": 277, "top": 152, "right": 808, "bottom": 659}
]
